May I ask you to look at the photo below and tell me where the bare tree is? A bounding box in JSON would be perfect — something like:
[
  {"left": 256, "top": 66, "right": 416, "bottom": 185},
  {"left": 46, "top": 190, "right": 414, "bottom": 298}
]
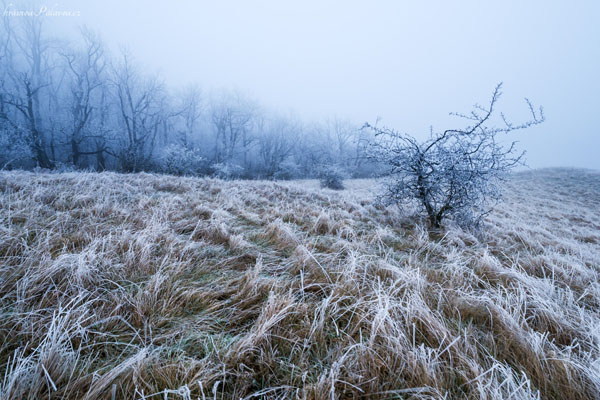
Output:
[
  {"left": 0, "top": 18, "right": 31, "bottom": 169},
  {"left": 90, "top": 83, "right": 113, "bottom": 170},
  {"left": 176, "top": 85, "right": 203, "bottom": 148},
  {"left": 210, "top": 92, "right": 256, "bottom": 165},
  {"left": 1, "top": 15, "right": 55, "bottom": 168},
  {"left": 351, "top": 125, "right": 374, "bottom": 173},
  {"left": 291, "top": 124, "right": 333, "bottom": 177},
  {"left": 366, "top": 83, "right": 544, "bottom": 229},
  {"left": 256, "top": 116, "right": 300, "bottom": 177},
  {"left": 112, "top": 51, "right": 166, "bottom": 171},
  {"left": 62, "top": 28, "right": 106, "bottom": 167},
  {"left": 326, "top": 117, "right": 356, "bottom": 166}
]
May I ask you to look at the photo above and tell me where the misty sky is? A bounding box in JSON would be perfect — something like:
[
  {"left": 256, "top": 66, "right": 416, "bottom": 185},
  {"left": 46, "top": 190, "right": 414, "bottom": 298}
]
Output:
[{"left": 9, "top": 0, "right": 600, "bottom": 169}]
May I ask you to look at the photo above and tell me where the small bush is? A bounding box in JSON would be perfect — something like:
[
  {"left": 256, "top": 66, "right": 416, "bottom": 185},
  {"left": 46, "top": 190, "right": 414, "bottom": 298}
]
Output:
[
  {"left": 161, "top": 144, "right": 206, "bottom": 176},
  {"left": 273, "top": 161, "right": 302, "bottom": 180},
  {"left": 318, "top": 166, "right": 345, "bottom": 190},
  {"left": 0, "top": 130, "right": 32, "bottom": 170}
]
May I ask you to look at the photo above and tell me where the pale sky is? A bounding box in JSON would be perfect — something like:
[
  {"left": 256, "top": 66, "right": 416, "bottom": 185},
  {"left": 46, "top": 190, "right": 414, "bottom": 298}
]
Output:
[{"left": 9, "top": 0, "right": 600, "bottom": 169}]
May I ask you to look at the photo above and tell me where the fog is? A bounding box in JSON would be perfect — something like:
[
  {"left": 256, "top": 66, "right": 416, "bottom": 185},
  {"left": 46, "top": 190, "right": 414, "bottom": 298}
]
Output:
[{"left": 4, "top": 0, "right": 600, "bottom": 169}]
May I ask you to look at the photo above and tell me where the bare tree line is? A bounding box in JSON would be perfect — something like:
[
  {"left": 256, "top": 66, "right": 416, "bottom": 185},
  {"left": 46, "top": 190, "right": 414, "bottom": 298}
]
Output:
[{"left": 0, "top": 16, "right": 377, "bottom": 178}]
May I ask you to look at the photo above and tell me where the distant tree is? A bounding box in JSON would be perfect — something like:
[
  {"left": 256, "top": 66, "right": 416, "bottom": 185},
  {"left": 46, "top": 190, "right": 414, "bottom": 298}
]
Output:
[
  {"left": 176, "top": 85, "right": 203, "bottom": 148},
  {"left": 292, "top": 123, "right": 334, "bottom": 177},
  {"left": 366, "top": 83, "right": 544, "bottom": 229},
  {"left": 112, "top": 51, "right": 167, "bottom": 171},
  {"left": 256, "top": 116, "right": 300, "bottom": 178},
  {"left": 325, "top": 117, "right": 356, "bottom": 167},
  {"left": 210, "top": 92, "right": 256, "bottom": 166},
  {"left": 1, "top": 15, "right": 55, "bottom": 168},
  {"left": 62, "top": 28, "right": 107, "bottom": 168}
]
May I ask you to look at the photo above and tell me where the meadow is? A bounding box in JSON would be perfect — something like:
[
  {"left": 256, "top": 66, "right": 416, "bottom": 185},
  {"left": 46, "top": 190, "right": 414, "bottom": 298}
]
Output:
[{"left": 0, "top": 168, "right": 599, "bottom": 399}]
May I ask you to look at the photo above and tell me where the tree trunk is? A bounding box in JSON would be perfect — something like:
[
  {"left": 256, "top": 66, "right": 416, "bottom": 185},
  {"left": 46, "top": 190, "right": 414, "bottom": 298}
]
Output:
[
  {"left": 96, "top": 147, "right": 105, "bottom": 171},
  {"left": 71, "top": 138, "right": 80, "bottom": 167},
  {"left": 34, "top": 139, "right": 53, "bottom": 169}
]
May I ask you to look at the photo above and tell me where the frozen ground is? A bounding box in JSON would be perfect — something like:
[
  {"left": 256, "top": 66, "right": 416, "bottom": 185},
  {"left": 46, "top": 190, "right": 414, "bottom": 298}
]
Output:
[{"left": 0, "top": 168, "right": 599, "bottom": 399}]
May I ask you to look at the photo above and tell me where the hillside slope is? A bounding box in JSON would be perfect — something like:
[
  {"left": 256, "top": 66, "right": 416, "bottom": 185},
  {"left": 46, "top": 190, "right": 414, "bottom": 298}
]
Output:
[{"left": 0, "top": 169, "right": 599, "bottom": 399}]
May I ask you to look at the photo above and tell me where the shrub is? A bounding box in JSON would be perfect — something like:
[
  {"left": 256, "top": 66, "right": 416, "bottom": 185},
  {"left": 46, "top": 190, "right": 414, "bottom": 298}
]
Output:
[
  {"left": 318, "top": 165, "right": 346, "bottom": 190},
  {"left": 273, "top": 161, "right": 302, "bottom": 180},
  {"left": 366, "top": 83, "right": 544, "bottom": 229},
  {"left": 161, "top": 144, "right": 206, "bottom": 176},
  {"left": 0, "top": 130, "right": 32, "bottom": 170}
]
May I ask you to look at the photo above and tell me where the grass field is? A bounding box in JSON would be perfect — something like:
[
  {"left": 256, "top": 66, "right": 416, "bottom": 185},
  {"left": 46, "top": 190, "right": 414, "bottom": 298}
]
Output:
[{"left": 0, "top": 168, "right": 599, "bottom": 399}]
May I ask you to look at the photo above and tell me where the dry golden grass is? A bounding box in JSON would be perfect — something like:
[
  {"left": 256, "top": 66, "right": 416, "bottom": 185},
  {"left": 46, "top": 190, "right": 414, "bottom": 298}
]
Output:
[{"left": 0, "top": 168, "right": 599, "bottom": 399}]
